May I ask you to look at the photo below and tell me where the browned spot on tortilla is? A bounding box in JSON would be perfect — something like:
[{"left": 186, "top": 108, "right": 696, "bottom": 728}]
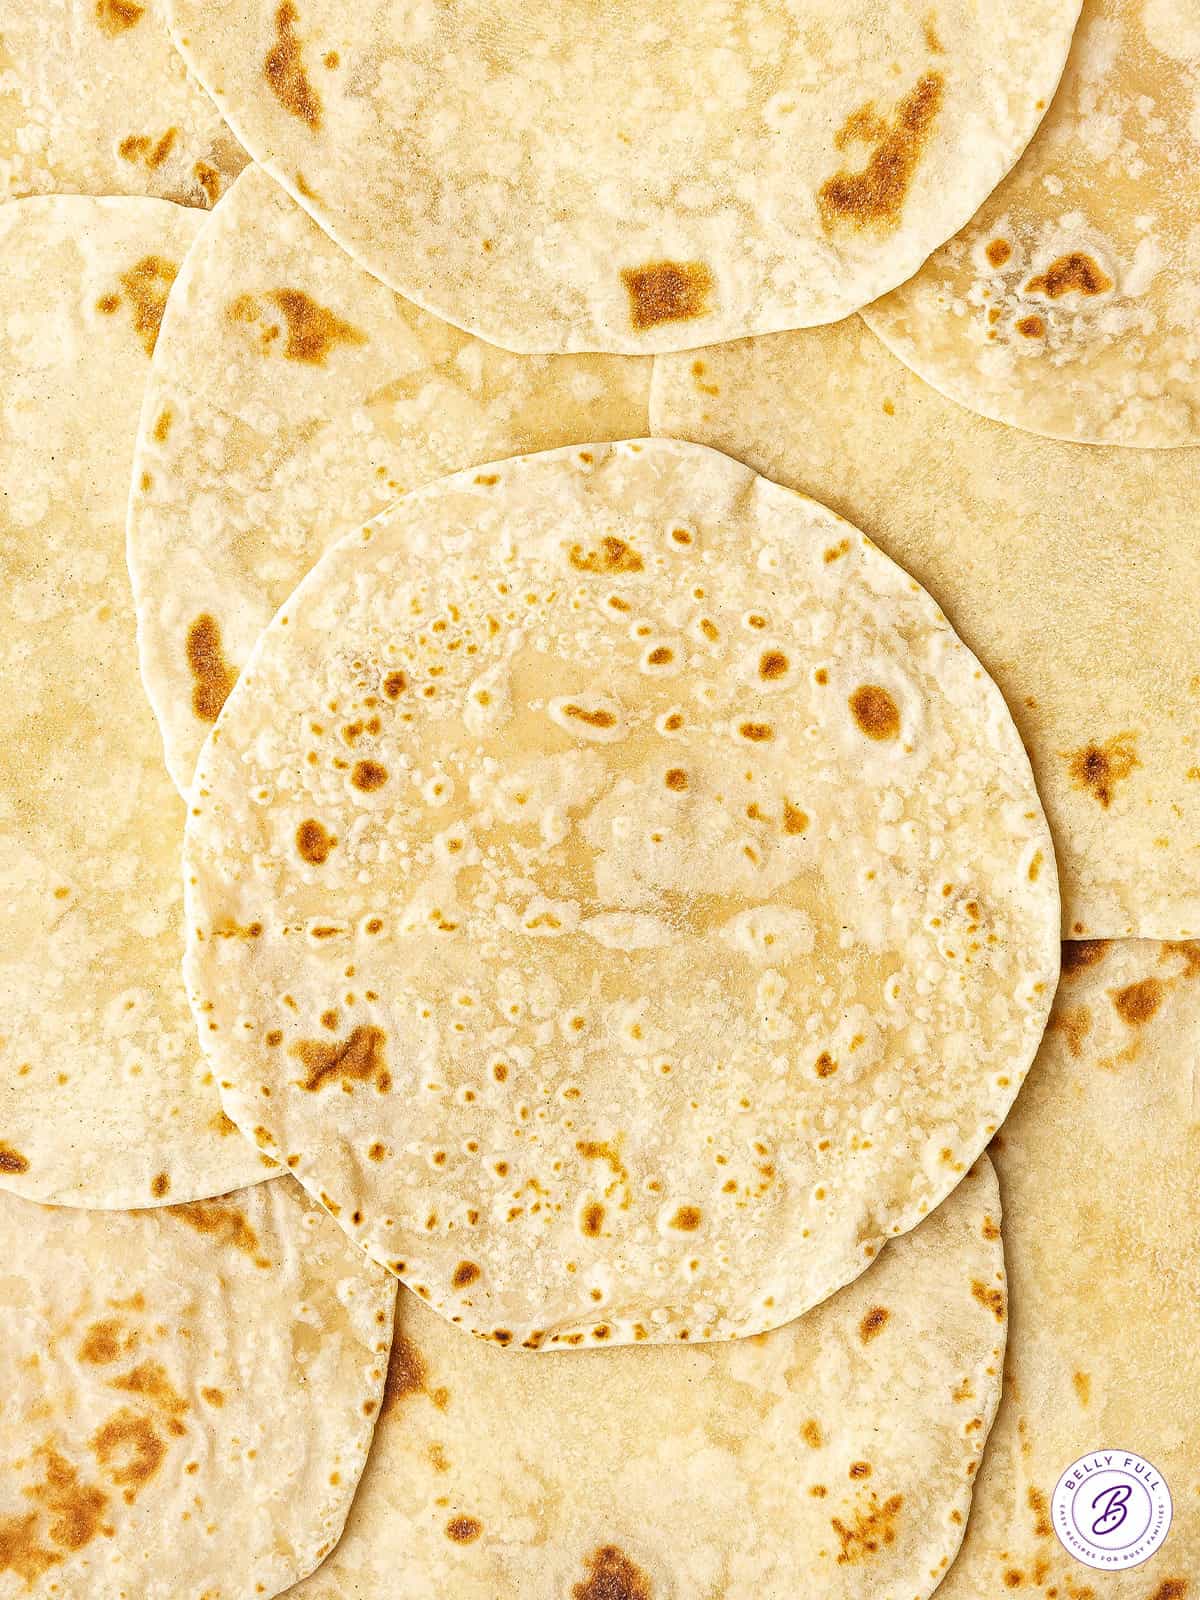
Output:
[
  {"left": 383, "top": 670, "right": 408, "bottom": 698},
  {"left": 0, "top": 1512, "right": 61, "bottom": 1585},
  {"left": 293, "top": 1025, "right": 391, "bottom": 1093},
  {"left": 849, "top": 1461, "right": 872, "bottom": 1479},
  {"left": 1062, "top": 939, "right": 1110, "bottom": 974},
  {"left": 573, "top": 1545, "right": 653, "bottom": 1600},
  {"left": 117, "top": 256, "right": 177, "bottom": 354},
  {"left": 194, "top": 161, "right": 222, "bottom": 205},
  {"left": 265, "top": 289, "right": 366, "bottom": 364},
  {"left": 90, "top": 1412, "right": 165, "bottom": 1500},
  {"left": 0, "top": 1142, "right": 29, "bottom": 1175},
  {"left": 850, "top": 685, "right": 900, "bottom": 740},
  {"left": 669, "top": 1205, "right": 702, "bottom": 1231},
  {"left": 1072, "top": 1371, "right": 1091, "bottom": 1407},
  {"left": 1066, "top": 734, "right": 1140, "bottom": 809},
  {"left": 575, "top": 1139, "right": 629, "bottom": 1201},
  {"left": 1027, "top": 1485, "right": 1053, "bottom": 1537},
  {"left": 150, "top": 1172, "right": 170, "bottom": 1199},
  {"left": 664, "top": 767, "right": 687, "bottom": 791},
  {"left": 982, "top": 1214, "right": 1000, "bottom": 1241},
  {"left": 78, "top": 1319, "right": 131, "bottom": 1365},
  {"left": 109, "top": 1361, "right": 188, "bottom": 1425},
  {"left": 819, "top": 73, "right": 944, "bottom": 229},
  {"left": 972, "top": 1279, "right": 1005, "bottom": 1321},
  {"left": 94, "top": 0, "right": 144, "bottom": 34},
  {"left": 832, "top": 1493, "right": 904, "bottom": 1564},
  {"left": 151, "top": 407, "right": 173, "bottom": 443},
  {"left": 783, "top": 802, "right": 808, "bottom": 835},
  {"left": 860, "top": 1306, "right": 889, "bottom": 1342},
  {"left": 580, "top": 1201, "right": 605, "bottom": 1237},
  {"left": 986, "top": 239, "right": 1012, "bottom": 267},
  {"left": 452, "top": 1261, "right": 480, "bottom": 1288},
  {"left": 1050, "top": 1004, "right": 1091, "bottom": 1058},
  {"left": 26, "top": 1448, "right": 112, "bottom": 1550},
  {"left": 621, "top": 261, "right": 714, "bottom": 331},
  {"left": 815, "top": 1051, "right": 838, "bottom": 1079},
  {"left": 1017, "top": 315, "right": 1045, "bottom": 339},
  {"left": 561, "top": 704, "right": 617, "bottom": 729},
  {"left": 1111, "top": 977, "right": 1163, "bottom": 1027},
  {"left": 1147, "top": 1582, "right": 1189, "bottom": 1600},
  {"left": 351, "top": 759, "right": 389, "bottom": 792},
  {"left": 923, "top": 14, "right": 943, "bottom": 52},
  {"left": 569, "top": 536, "right": 644, "bottom": 575},
  {"left": 96, "top": 293, "right": 120, "bottom": 314},
  {"left": 167, "top": 1199, "right": 265, "bottom": 1262},
  {"left": 185, "top": 613, "right": 237, "bottom": 724},
  {"left": 759, "top": 650, "right": 788, "bottom": 680},
  {"left": 1163, "top": 940, "right": 1200, "bottom": 978},
  {"left": 382, "top": 1329, "right": 428, "bottom": 1416},
  {"left": 802, "top": 1419, "right": 823, "bottom": 1448},
  {"left": 296, "top": 818, "right": 336, "bottom": 864},
  {"left": 1026, "top": 253, "right": 1113, "bottom": 299},
  {"left": 264, "top": 1, "right": 323, "bottom": 130},
  {"left": 446, "top": 1515, "right": 482, "bottom": 1544},
  {"left": 201, "top": 1387, "right": 225, "bottom": 1407},
  {"left": 738, "top": 720, "right": 773, "bottom": 742},
  {"left": 119, "top": 128, "right": 178, "bottom": 170}
]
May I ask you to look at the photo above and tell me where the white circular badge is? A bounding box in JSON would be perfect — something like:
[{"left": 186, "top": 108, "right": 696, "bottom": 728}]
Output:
[{"left": 1052, "top": 1452, "right": 1173, "bottom": 1571}]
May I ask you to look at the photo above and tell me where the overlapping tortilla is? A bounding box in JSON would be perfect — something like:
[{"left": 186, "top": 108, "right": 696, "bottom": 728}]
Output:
[
  {"left": 183, "top": 438, "right": 1058, "bottom": 1348},
  {"left": 651, "top": 317, "right": 1200, "bottom": 937},
  {"left": 163, "top": 0, "right": 1079, "bottom": 352},
  {"left": 128, "top": 164, "right": 651, "bottom": 793}
]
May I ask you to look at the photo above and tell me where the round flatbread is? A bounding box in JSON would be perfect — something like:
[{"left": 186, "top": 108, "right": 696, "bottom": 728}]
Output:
[
  {"left": 128, "top": 163, "right": 650, "bottom": 795},
  {"left": 286, "top": 1159, "right": 1005, "bottom": 1600},
  {"left": 0, "top": 1176, "right": 395, "bottom": 1600},
  {"left": 183, "top": 438, "right": 1058, "bottom": 1348},
  {"left": 864, "top": 0, "right": 1200, "bottom": 446},
  {"left": 162, "top": 0, "right": 1080, "bottom": 353},
  {"left": 0, "top": 197, "right": 266, "bottom": 1207},
  {"left": 0, "top": 0, "right": 246, "bottom": 206},
  {"left": 651, "top": 317, "right": 1200, "bottom": 938},
  {"left": 934, "top": 938, "right": 1200, "bottom": 1596}
]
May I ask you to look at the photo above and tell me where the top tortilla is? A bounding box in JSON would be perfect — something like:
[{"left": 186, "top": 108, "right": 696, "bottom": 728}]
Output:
[
  {"left": 128, "top": 162, "right": 650, "bottom": 795},
  {"left": 864, "top": 0, "right": 1200, "bottom": 446},
  {"left": 183, "top": 437, "right": 1058, "bottom": 1350},
  {"left": 0, "top": 0, "right": 246, "bottom": 206},
  {"left": 164, "top": 0, "right": 1079, "bottom": 353},
  {"left": 651, "top": 316, "right": 1200, "bottom": 938}
]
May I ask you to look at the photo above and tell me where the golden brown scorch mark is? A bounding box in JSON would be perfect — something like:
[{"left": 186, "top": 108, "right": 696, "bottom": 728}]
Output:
[
  {"left": 445, "top": 1515, "right": 482, "bottom": 1544},
  {"left": 351, "top": 759, "right": 388, "bottom": 792},
  {"left": 573, "top": 1545, "right": 653, "bottom": 1600},
  {"left": 1028, "top": 1485, "right": 1053, "bottom": 1538},
  {"left": 860, "top": 1306, "right": 889, "bottom": 1342},
  {"left": 621, "top": 261, "right": 714, "bottom": 331},
  {"left": 972, "top": 1279, "right": 1005, "bottom": 1321},
  {"left": 1147, "top": 1582, "right": 1189, "bottom": 1600},
  {"left": 452, "top": 1261, "right": 480, "bottom": 1288},
  {"left": 1051, "top": 1005, "right": 1091, "bottom": 1057},
  {"left": 266, "top": 289, "right": 366, "bottom": 364},
  {"left": 94, "top": 0, "right": 144, "bottom": 34},
  {"left": 293, "top": 1025, "right": 391, "bottom": 1093},
  {"left": 1026, "top": 253, "right": 1112, "bottom": 299},
  {"left": 850, "top": 685, "right": 900, "bottom": 741},
  {"left": 819, "top": 73, "right": 944, "bottom": 229},
  {"left": 91, "top": 1411, "right": 165, "bottom": 1501},
  {"left": 117, "top": 256, "right": 178, "bottom": 355},
  {"left": 23, "top": 1447, "right": 112, "bottom": 1559},
  {"left": 1061, "top": 939, "right": 1109, "bottom": 974},
  {"left": 117, "top": 128, "right": 178, "bottom": 171},
  {"left": 0, "top": 1142, "right": 29, "bottom": 1175},
  {"left": 167, "top": 1200, "right": 268, "bottom": 1264},
  {"left": 1111, "top": 977, "right": 1163, "bottom": 1027},
  {"left": 986, "top": 239, "right": 1012, "bottom": 268},
  {"left": 186, "top": 614, "right": 237, "bottom": 724},
  {"left": 296, "top": 818, "right": 336, "bottom": 864},
  {"left": 561, "top": 704, "right": 617, "bottom": 730},
  {"left": 264, "top": 1, "right": 323, "bottom": 130},
  {"left": 1066, "top": 733, "right": 1139, "bottom": 809},
  {"left": 381, "top": 1329, "right": 428, "bottom": 1416},
  {"left": 569, "top": 536, "right": 644, "bottom": 575},
  {"left": 832, "top": 1493, "right": 904, "bottom": 1564}
]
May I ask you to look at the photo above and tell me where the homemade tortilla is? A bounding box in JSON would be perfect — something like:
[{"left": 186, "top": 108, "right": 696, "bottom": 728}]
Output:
[
  {"left": 128, "top": 163, "right": 651, "bottom": 794},
  {"left": 183, "top": 438, "right": 1058, "bottom": 1348},
  {"left": 936, "top": 939, "right": 1200, "bottom": 1596},
  {"left": 0, "top": 197, "right": 265, "bottom": 1207},
  {"left": 0, "top": 0, "right": 246, "bottom": 205},
  {"left": 651, "top": 317, "right": 1200, "bottom": 937},
  {"left": 163, "top": 0, "right": 1080, "bottom": 353},
  {"left": 864, "top": 0, "right": 1200, "bottom": 446},
  {"left": 285, "top": 1160, "right": 1005, "bottom": 1600},
  {"left": 0, "top": 1176, "right": 395, "bottom": 1600}
]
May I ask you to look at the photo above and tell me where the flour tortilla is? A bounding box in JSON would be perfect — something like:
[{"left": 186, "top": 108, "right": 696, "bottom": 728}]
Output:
[
  {"left": 128, "top": 163, "right": 651, "bottom": 795},
  {"left": 0, "top": 0, "right": 246, "bottom": 206},
  {"left": 282, "top": 1159, "right": 1004, "bottom": 1600},
  {"left": 184, "top": 438, "right": 1058, "bottom": 1348},
  {"left": 163, "top": 0, "right": 1079, "bottom": 354},
  {"left": 651, "top": 319, "right": 1200, "bottom": 938},
  {"left": 864, "top": 0, "right": 1200, "bottom": 446},
  {"left": 0, "top": 197, "right": 266, "bottom": 1207},
  {"left": 0, "top": 1176, "right": 395, "bottom": 1600},
  {"left": 935, "top": 939, "right": 1200, "bottom": 1596}
]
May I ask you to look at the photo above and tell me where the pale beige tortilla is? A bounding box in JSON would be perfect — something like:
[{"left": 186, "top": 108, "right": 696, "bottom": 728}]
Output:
[
  {"left": 163, "top": 0, "right": 1080, "bottom": 354},
  {"left": 284, "top": 1159, "right": 1005, "bottom": 1600},
  {"left": 0, "top": 0, "right": 246, "bottom": 206},
  {"left": 0, "top": 1176, "right": 395, "bottom": 1600},
  {"left": 936, "top": 938, "right": 1200, "bottom": 1596},
  {"left": 651, "top": 318, "right": 1200, "bottom": 938},
  {"left": 128, "top": 163, "right": 651, "bottom": 795},
  {"left": 864, "top": 0, "right": 1200, "bottom": 446},
  {"left": 0, "top": 197, "right": 266, "bottom": 1207},
  {"left": 183, "top": 438, "right": 1058, "bottom": 1349}
]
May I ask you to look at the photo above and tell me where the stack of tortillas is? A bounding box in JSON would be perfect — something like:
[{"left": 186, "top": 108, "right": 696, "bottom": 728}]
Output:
[{"left": 1, "top": 2, "right": 1196, "bottom": 1596}]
